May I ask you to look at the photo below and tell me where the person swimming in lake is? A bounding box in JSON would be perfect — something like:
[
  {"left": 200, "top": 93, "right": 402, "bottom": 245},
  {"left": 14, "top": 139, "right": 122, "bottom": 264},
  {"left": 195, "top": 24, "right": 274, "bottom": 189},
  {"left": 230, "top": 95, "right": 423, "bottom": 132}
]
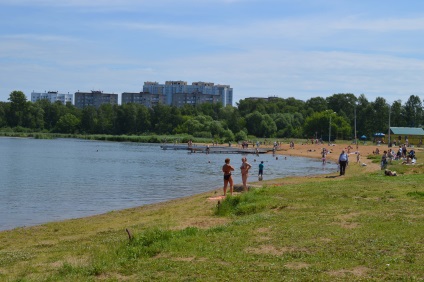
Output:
[
  {"left": 240, "top": 157, "right": 252, "bottom": 192},
  {"left": 222, "top": 158, "right": 235, "bottom": 196}
]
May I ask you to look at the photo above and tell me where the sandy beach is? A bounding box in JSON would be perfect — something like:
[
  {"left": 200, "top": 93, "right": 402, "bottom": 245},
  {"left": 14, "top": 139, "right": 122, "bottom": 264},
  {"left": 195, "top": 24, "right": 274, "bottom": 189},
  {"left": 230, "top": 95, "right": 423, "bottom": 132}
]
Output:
[
  {"left": 207, "top": 141, "right": 382, "bottom": 196},
  {"left": 274, "top": 141, "right": 381, "bottom": 172}
]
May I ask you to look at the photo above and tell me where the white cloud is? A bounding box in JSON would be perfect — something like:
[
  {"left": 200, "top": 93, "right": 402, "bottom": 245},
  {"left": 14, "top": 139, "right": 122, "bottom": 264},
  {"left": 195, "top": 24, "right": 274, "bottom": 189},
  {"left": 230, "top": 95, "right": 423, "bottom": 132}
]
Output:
[
  {"left": 1, "top": 0, "right": 424, "bottom": 103},
  {"left": 335, "top": 16, "right": 424, "bottom": 32}
]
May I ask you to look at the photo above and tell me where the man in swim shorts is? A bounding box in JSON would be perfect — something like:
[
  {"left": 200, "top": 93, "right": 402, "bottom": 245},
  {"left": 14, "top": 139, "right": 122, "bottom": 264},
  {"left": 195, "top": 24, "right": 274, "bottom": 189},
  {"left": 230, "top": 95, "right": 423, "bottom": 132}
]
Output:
[{"left": 222, "top": 158, "right": 235, "bottom": 196}]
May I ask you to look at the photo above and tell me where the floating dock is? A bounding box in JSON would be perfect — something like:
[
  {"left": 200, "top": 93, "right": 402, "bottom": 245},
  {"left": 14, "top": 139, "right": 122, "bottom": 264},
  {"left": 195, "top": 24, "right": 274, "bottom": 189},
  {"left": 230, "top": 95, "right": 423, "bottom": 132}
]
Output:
[{"left": 160, "top": 144, "right": 272, "bottom": 154}]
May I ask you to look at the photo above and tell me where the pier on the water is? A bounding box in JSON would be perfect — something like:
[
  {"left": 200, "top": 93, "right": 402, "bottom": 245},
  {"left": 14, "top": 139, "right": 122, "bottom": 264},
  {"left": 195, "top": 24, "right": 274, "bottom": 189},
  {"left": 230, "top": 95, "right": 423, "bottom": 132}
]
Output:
[{"left": 160, "top": 144, "right": 273, "bottom": 154}]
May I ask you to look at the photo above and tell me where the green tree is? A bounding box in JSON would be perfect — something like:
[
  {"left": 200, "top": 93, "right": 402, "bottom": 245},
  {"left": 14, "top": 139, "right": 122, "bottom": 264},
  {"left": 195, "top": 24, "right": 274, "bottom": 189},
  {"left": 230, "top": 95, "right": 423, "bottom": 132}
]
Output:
[
  {"left": 355, "top": 94, "right": 370, "bottom": 138},
  {"left": 36, "top": 100, "right": 67, "bottom": 130},
  {"left": 388, "top": 100, "right": 403, "bottom": 128},
  {"left": 372, "top": 97, "right": 390, "bottom": 134},
  {"left": 237, "top": 99, "right": 267, "bottom": 116},
  {"left": 245, "top": 111, "right": 264, "bottom": 137},
  {"left": 303, "top": 112, "right": 328, "bottom": 141},
  {"left": 404, "top": 95, "right": 423, "bottom": 127},
  {"left": 54, "top": 113, "right": 80, "bottom": 133},
  {"left": 7, "top": 90, "right": 28, "bottom": 127},
  {"left": 208, "top": 120, "right": 225, "bottom": 138},
  {"left": 177, "top": 115, "right": 212, "bottom": 135},
  {"left": 326, "top": 93, "right": 357, "bottom": 121},
  {"left": 97, "top": 104, "right": 116, "bottom": 134},
  {"left": 136, "top": 104, "right": 151, "bottom": 133},
  {"left": 218, "top": 105, "right": 243, "bottom": 133},
  {"left": 283, "top": 97, "right": 306, "bottom": 116},
  {"left": 0, "top": 102, "right": 9, "bottom": 128},
  {"left": 179, "top": 104, "right": 199, "bottom": 116},
  {"left": 260, "top": 114, "right": 277, "bottom": 137},
  {"left": 234, "top": 130, "right": 248, "bottom": 142},
  {"left": 116, "top": 104, "right": 138, "bottom": 134},
  {"left": 305, "top": 97, "right": 327, "bottom": 113},
  {"left": 221, "top": 128, "right": 235, "bottom": 142},
  {"left": 198, "top": 102, "right": 222, "bottom": 120},
  {"left": 151, "top": 104, "right": 183, "bottom": 134},
  {"left": 303, "top": 111, "right": 351, "bottom": 141},
  {"left": 80, "top": 106, "right": 97, "bottom": 134},
  {"left": 24, "top": 103, "right": 44, "bottom": 130}
]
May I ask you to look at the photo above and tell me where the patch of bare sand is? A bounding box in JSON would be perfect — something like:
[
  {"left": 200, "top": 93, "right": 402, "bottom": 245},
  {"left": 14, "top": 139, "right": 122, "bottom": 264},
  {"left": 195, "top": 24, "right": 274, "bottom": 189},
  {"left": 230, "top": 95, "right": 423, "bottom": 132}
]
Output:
[
  {"left": 334, "top": 212, "right": 361, "bottom": 229},
  {"left": 175, "top": 216, "right": 229, "bottom": 230},
  {"left": 245, "top": 245, "right": 310, "bottom": 256},
  {"left": 275, "top": 142, "right": 380, "bottom": 173},
  {"left": 253, "top": 227, "right": 273, "bottom": 242},
  {"left": 172, "top": 257, "right": 208, "bottom": 262},
  {"left": 328, "top": 266, "right": 370, "bottom": 278},
  {"left": 285, "top": 262, "right": 310, "bottom": 270}
]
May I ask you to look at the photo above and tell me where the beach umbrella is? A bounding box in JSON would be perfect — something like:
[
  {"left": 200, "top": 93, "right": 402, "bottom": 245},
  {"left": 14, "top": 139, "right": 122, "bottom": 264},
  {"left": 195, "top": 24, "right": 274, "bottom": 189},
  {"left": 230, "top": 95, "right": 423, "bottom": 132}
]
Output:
[
  {"left": 374, "top": 132, "right": 385, "bottom": 137},
  {"left": 360, "top": 135, "right": 367, "bottom": 140}
]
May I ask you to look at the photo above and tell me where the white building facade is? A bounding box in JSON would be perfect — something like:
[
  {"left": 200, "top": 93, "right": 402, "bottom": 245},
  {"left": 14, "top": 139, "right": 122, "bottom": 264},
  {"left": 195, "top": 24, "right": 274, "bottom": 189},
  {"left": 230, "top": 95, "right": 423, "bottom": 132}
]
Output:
[{"left": 31, "top": 91, "right": 73, "bottom": 104}]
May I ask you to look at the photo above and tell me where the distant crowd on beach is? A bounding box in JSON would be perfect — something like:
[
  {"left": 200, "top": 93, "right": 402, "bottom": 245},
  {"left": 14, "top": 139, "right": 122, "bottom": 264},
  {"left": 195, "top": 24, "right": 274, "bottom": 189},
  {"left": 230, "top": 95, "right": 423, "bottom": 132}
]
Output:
[{"left": 218, "top": 136, "right": 422, "bottom": 196}]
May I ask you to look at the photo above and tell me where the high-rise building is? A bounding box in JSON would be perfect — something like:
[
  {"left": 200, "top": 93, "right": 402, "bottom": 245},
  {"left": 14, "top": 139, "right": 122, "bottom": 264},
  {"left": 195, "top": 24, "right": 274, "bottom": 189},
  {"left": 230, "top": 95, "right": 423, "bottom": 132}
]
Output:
[
  {"left": 172, "top": 91, "right": 222, "bottom": 107},
  {"left": 74, "top": 91, "right": 118, "bottom": 109},
  {"left": 215, "top": 84, "right": 233, "bottom": 107},
  {"left": 31, "top": 91, "right": 73, "bottom": 104},
  {"left": 121, "top": 91, "right": 166, "bottom": 107},
  {"left": 142, "top": 81, "right": 233, "bottom": 107}
]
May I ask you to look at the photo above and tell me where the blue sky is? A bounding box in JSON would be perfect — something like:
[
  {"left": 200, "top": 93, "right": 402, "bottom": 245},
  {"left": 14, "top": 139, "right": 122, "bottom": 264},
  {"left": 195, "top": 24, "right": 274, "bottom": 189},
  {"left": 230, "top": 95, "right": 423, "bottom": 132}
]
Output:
[{"left": 1, "top": 0, "right": 424, "bottom": 105}]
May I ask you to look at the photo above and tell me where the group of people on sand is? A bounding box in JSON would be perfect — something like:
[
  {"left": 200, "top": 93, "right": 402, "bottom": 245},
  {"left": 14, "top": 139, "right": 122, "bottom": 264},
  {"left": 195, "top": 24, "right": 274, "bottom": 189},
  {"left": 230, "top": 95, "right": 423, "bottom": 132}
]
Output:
[
  {"left": 221, "top": 138, "right": 416, "bottom": 195},
  {"left": 222, "top": 145, "right": 352, "bottom": 196}
]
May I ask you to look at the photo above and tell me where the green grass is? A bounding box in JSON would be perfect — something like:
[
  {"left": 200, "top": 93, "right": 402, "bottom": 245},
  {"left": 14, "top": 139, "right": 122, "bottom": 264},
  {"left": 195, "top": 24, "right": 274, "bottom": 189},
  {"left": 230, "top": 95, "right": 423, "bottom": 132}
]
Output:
[
  {"left": 0, "top": 131, "right": 216, "bottom": 144},
  {"left": 1, "top": 149, "right": 423, "bottom": 281}
]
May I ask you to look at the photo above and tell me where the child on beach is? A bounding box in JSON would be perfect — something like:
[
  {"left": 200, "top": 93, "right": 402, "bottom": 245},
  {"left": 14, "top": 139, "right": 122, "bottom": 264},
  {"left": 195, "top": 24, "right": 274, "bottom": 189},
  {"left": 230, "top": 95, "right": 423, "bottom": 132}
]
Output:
[{"left": 258, "top": 161, "right": 264, "bottom": 180}]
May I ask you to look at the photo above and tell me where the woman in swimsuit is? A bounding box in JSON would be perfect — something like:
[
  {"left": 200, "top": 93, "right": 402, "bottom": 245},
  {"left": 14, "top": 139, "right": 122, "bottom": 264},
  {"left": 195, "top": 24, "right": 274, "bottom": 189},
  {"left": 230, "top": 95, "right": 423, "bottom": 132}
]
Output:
[
  {"left": 240, "top": 157, "right": 252, "bottom": 192},
  {"left": 222, "top": 158, "right": 235, "bottom": 196}
]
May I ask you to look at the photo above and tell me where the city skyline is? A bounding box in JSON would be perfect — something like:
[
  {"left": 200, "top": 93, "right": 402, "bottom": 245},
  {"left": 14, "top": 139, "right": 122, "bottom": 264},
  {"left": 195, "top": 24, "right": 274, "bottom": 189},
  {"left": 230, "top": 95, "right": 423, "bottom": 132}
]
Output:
[
  {"left": 30, "top": 79, "right": 233, "bottom": 107},
  {"left": 2, "top": 1, "right": 424, "bottom": 104}
]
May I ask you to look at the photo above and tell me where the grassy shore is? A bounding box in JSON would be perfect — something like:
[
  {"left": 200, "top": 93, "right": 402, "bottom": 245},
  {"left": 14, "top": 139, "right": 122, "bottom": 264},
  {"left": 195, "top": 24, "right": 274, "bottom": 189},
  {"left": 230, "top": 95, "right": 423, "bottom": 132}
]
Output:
[{"left": 0, "top": 143, "right": 423, "bottom": 281}]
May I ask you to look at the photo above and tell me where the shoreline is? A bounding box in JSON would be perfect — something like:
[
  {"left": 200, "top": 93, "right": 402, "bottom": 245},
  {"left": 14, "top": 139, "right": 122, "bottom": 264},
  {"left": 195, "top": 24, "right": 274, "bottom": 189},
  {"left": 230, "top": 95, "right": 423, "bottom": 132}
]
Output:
[
  {"left": 2, "top": 141, "right": 423, "bottom": 280},
  {"left": 0, "top": 141, "right": 379, "bottom": 234}
]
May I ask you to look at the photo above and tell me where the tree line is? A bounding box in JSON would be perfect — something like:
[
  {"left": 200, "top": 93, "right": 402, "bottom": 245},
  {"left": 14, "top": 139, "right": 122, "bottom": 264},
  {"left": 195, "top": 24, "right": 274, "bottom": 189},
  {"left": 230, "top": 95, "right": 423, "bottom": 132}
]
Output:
[{"left": 0, "top": 91, "right": 423, "bottom": 142}]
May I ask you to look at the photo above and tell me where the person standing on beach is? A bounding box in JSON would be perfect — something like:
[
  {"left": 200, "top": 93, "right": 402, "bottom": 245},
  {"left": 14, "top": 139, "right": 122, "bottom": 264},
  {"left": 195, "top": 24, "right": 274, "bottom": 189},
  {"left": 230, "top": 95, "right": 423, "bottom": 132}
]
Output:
[
  {"left": 321, "top": 148, "right": 327, "bottom": 164},
  {"left": 258, "top": 161, "right": 264, "bottom": 180},
  {"left": 338, "top": 150, "right": 349, "bottom": 176},
  {"left": 381, "top": 150, "right": 388, "bottom": 169},
  {"left": 222, "top": 158, "right": 235, "bottom": 196},
  {"left": 240, "top": 157, "right": 252, "bottom": 192}
]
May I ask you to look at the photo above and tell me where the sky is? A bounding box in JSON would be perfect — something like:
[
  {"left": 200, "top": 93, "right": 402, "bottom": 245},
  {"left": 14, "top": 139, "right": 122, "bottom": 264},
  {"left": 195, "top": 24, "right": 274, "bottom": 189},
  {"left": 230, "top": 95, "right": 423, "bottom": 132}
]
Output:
[{"left": 1, "top": 0, "right": 424, "bottom": 105}]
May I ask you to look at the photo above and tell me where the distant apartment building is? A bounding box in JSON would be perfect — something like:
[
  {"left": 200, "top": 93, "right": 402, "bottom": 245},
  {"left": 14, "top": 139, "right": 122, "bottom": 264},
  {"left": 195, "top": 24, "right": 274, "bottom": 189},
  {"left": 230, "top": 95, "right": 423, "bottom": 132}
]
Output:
[
  {"left": 244, "top": 96, "right": 280, "bottom": 102},
  {"left": 142, "top": 81, "right": 233, "bottom": 107},
  {"left": 172, "top": 92, "right": 222, "bottom": 107},
  {"left": 31, "top": 91, "right": 73, "bottom": 104},
  {"left": 74, "top": 91, "right": 118, "bottom": 109},
  {"left": 121, "top": 92, "right": 166, "bottom": 107}
]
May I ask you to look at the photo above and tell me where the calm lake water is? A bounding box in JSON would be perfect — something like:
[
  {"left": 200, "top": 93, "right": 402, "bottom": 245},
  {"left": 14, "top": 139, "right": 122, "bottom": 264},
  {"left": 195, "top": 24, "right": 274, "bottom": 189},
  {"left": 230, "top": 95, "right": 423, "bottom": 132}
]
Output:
[{"left": 0, "top": 138, "right": 337, "bottom": 231}]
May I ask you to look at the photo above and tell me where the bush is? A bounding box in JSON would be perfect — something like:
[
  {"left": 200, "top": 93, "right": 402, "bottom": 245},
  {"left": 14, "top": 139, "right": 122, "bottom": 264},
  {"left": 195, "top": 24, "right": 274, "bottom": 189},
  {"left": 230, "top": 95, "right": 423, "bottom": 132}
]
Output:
[
  {"left": 215, "top": 190, "right": 268, "bottom": 216},
  {"left": 234, "top": 130, "right": 247, "bottom": 142},
  {"left": 193, "top": 131, "right": 212, "bottom": 138}
]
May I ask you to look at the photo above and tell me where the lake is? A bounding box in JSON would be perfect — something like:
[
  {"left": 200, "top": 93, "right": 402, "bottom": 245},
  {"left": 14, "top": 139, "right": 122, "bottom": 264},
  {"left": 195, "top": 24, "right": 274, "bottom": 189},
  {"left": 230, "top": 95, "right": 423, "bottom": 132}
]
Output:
[{"left": 0, "top": 137, "right": 337, "bottom": 231}]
